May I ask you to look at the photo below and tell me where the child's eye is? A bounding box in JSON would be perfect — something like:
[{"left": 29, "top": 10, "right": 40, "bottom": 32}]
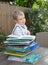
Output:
[{"left": 19, "top": 19, "right": 22, "bottom": 20}]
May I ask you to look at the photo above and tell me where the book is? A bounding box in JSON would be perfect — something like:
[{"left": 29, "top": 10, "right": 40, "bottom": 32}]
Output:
[
  {"left": 5, "top": 43, "right": 29, "bottom": 46},
  {"left": 8, "top": 52, "right": 41, "bottom": 63},
  {"left": 4, "top": 50, "right": 32, "bottom": 57},
  {"left": 5, "top": 42, "right": 40, "bottom": 52},
  {"left": 24, "top": 42, "right": 40, "bottom": 50},
  {"left": 4, "top": 40, "right": 32, "bottom": 45},
  {"left": 4, "top": 39, "right": 31, "bottom": 43},
  {"left": 4, "top": 34, "right": 36, "bottom": 45},
  {"left": 6, "top": 46, "right": 26, "bottom": 53},
  {"left": 6, "top": 37, "right": 31, "bottom": 41},
  {"left": 7, "top": 34, "right": 35, "bottom": 40}
]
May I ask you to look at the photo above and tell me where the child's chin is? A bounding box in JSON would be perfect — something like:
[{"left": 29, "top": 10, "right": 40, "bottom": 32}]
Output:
[{"left": 21, "top": 24, "right": 25, "bottom": 25}]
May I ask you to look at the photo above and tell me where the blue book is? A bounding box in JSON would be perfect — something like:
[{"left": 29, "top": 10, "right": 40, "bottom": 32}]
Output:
[
  {"left": 23, "top": 52, "right": 41, "bottom": 63},
  {"left": 24, "top": 42, "right": 40, "bottom": 51}
]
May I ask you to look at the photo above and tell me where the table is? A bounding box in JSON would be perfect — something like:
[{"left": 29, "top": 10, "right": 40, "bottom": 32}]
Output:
[{"left": 0, "top": 47, "right": 48, "bottom": 65}]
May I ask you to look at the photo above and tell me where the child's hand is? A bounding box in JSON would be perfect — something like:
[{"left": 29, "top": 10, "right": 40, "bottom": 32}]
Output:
[{"left": 27, "top": 30, "right": 30, "bottom": 35}]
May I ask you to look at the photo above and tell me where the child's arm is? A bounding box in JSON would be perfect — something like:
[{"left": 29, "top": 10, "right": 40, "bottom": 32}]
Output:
[{"left": 27, "top": 30, "right": 30, "bottom": 35}]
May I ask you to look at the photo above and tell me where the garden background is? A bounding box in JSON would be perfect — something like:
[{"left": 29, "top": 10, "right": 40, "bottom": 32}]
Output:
[{"left": 0, "top": 0, "right": 48, "bottom": 51}]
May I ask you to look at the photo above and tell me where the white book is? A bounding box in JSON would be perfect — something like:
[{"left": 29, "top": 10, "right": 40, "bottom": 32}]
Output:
[
  {"left": 8, "top": 56, "right": 23, "bottom": 62},
  {"left": 7, "top": 34, "right": 36, "bottom": 40}
]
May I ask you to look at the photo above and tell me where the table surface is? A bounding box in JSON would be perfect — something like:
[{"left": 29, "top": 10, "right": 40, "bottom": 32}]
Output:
[{"left": 0, "top": 47, "right": 48, "bottom": 65}]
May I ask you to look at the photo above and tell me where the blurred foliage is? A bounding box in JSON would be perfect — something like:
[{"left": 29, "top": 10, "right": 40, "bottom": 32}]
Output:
[
  {"left": 0, "top": 28, "right": 6, "bottom": 51},
  {"left": 24, "top": 8, "right": 48, "bottom": 35},
  {"left": 9, "top": 0, "right": 37, "bottom": 8},
  {"left": 9, "top": 0, "right": 48, "bottom": 8}
]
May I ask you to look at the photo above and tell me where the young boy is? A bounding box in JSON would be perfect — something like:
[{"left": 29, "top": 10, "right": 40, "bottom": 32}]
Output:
[{"left": 12, "top": 10, "right": 30, "bottom": 36}]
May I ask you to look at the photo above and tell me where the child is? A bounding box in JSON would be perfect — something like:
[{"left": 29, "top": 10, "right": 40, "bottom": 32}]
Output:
[{"left": 12, "top": 10, "right": 30, "bottom": 36}]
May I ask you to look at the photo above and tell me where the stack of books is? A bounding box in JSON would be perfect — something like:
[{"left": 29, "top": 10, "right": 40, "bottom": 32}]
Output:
[{"left": 4, "top": 34, "right": 41, "bottom": 64}]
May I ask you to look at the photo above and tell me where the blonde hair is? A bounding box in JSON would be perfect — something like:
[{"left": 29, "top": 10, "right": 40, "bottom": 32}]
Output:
[{"left": 13, "top": 10, "right": 25, "bottom": 20}]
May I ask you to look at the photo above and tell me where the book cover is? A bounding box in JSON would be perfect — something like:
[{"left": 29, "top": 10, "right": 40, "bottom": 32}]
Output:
[{"left": 24, "top": 42, "right": 40, "bottom": 50}]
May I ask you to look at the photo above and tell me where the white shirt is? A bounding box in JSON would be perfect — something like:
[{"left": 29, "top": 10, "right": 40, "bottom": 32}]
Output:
[{"left": 12, "top": 23, "right": 28, "bottom": 36}]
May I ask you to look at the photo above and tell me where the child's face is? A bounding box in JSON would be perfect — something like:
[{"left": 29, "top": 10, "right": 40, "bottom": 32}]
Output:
[{"left": 16, "top": 15, "right": 26, "bottom": 25}]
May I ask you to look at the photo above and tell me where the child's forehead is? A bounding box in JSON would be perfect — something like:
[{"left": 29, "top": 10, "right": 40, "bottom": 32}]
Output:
[{"left": 17, "top": 14, "right": 25, "bottom": 19}]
